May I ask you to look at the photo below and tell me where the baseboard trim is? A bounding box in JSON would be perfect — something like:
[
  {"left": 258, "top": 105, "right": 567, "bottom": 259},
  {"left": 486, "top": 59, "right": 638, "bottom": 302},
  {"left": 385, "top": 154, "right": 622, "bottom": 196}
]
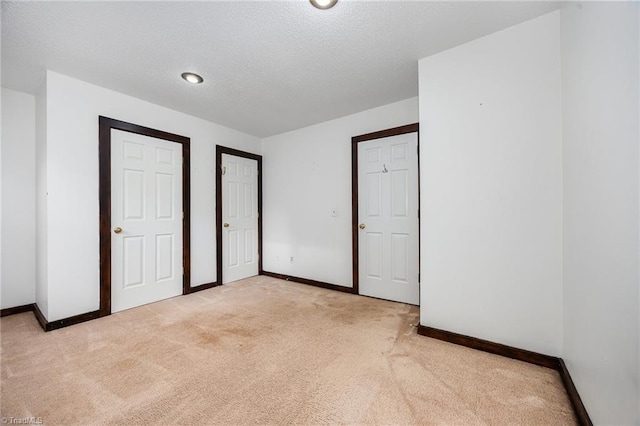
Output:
[
  {"left": 261, "top": 271, "right": 355, "bottom": 294},
  {"left": 1, "top": 303, "right": 35, "bottom": 317},
  {"left": 13, "top": 304, "right": 103, "bottom": 332},
  {"left": 185, "top": 281, "right": 219, "bottom": 294},
  {"left": 3, "top": 281, "right": 221, "bottom": 331},
  {"left": 558, "top": 359, "right": 593, "bottom": 426},
  {"left": 45, "top": 310, "right": 102, "bottom": 331},
  {"left": 417, "top": 325, "right": 592, "bottom": 426},
  {"left": 417, "top": 325, "right": 559, "bottom": 369},
  {"left": 0, "top": 303, "right": 49, "bottom": 332},
  {"left": 32, "top": 304, "right": 48, "bottom": 330}
]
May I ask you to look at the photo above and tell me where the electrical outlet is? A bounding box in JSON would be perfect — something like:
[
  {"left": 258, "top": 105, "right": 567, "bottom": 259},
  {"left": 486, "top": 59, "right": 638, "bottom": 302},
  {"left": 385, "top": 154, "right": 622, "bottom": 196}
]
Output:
[{"left": 290, "top": 256, "right": 294, "bottom": 263}]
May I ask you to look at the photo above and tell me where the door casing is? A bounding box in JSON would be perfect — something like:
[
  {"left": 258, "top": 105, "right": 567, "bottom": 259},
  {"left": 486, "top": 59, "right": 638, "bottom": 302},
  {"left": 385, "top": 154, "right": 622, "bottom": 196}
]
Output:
[
  {"left": 99, "top": 116, "right": 191, "bottom": 316},
  {"left": 215, "top": 146, "right": 263, "bottom": 285},
  {"left": 351, "top": 123, "right": 420, "bottom": 298}
]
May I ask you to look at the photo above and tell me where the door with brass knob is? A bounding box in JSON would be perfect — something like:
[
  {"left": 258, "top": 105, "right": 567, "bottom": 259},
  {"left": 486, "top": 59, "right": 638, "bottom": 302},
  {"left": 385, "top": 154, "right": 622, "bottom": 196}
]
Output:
[
  {"left": 356, "top": 131, "right": 419, "bottom": 305},
  {"left": 110, "top": 129, "right": 184, "bottom": 314},
  {"left": 221, "top": 153, "right": 259, "bottom": 284}
]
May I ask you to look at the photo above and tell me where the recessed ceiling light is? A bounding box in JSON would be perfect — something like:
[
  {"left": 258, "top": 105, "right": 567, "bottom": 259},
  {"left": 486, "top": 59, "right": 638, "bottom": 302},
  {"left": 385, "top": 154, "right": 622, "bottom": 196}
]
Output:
[
  {"left": 310, "top": 0, "right": 337, "bottom": 10},
  {"left": 181, "top": 72, "right": 203, "bottom": 84}
]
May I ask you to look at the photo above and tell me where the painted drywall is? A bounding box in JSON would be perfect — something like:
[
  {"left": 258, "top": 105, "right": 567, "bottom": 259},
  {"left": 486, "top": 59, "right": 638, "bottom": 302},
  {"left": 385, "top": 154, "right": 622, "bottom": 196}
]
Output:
[
  {"left": 418, "top": 12, "right": 563, "bottom": 356},
  {"left": 561, "top": 2, "right": 639, "bottom": 424},
  {"left": 42, "top": 71, "right": 261, "bottom": 321},
  {"left": 261, "top": 97, "right": 418, "bottom": 287},
  {"left": 1, "top": 89, "right": 36, "bottom": 309},
  {"left": 35, "top": 80, "right": 48, "bottom": 317}
]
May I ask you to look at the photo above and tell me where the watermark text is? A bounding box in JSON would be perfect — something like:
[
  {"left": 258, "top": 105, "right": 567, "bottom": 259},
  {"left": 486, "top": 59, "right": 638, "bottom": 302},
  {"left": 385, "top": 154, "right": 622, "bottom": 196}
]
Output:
[{"left": 1, "top": 417, "right": 44, "bottom": 425}]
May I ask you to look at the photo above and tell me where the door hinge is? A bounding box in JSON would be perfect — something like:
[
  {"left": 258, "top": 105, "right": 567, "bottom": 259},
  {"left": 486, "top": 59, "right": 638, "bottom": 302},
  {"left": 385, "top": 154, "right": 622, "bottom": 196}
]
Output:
[{"left": 221, "top": 166, "right": 226, "bottom": 175}]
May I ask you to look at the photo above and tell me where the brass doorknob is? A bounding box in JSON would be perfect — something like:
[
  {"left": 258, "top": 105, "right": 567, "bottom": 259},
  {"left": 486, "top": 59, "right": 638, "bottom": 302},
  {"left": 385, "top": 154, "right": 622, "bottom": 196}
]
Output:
[
  {"left": 359, "top": 223, "right": 366, "bottom": 230},
  {"left": 223, "top": 223, "right": 230, "bottom": 228},
  {"left": 114, "top": 227, "right": 123, "bottom": 234}
]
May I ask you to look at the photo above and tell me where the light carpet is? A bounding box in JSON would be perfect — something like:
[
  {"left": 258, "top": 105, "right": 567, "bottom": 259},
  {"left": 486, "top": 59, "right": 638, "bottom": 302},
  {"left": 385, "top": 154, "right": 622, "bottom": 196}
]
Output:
[{"left": 1, "top": 276, "right": 575, "bottom": 425}]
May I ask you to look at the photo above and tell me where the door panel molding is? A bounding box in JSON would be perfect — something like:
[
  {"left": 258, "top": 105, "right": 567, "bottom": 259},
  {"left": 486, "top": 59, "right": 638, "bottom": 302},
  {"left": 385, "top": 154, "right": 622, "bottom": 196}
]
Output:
[
  {"left": 215, "top": 146, "right": 263, "bottom": 285},
  {"left": 351, "top": 123, "right": 419, "bottom": 297},
  {"left": 99, "top": 116, "right": 191, "bottom": 316}
]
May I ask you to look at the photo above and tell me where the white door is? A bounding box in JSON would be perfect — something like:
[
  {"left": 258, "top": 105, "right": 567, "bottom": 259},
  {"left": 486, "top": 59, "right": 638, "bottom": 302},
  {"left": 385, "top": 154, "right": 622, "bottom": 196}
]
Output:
[
  {"left": 111, "top": 129, "right": 183, "bottom": 313},
  {"left": 222, "top": 154, "right": 259, "bottom": 284},
  {"left": 358, "top": 132, "right": 419, "bottom": 305}
]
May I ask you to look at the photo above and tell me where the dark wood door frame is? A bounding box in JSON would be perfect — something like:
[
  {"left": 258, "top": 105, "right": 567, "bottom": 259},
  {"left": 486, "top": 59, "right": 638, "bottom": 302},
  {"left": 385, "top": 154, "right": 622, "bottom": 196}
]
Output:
[
  {"left": 99, "top": 116, "right": 191, "bottom": 316},
  {"left": 351, "top": 123, "right": 420, "bottom": 295},
  {"left": 215, "top": 146, "right": 263, "bottom": 285}
]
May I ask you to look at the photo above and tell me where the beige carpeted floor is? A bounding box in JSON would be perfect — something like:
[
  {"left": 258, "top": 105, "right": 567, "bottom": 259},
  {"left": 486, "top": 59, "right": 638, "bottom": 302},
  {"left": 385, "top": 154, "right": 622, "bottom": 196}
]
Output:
[{"left": 1, "top": 276, "right": 575, "bottom": 425}]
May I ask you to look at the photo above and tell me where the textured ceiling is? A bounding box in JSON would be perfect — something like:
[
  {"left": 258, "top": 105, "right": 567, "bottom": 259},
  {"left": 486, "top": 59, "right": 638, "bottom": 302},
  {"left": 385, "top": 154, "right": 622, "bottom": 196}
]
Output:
[{"left": 2, "top": 1, "right": 560, "bottom": 137}]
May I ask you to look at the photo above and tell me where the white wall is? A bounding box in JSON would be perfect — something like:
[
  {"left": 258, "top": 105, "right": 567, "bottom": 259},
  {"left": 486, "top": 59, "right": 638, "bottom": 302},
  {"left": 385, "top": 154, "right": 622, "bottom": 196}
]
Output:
[
  {"left": 42, "top": 71, "right": 261, "bottom": 321},
  {"left": 261, "top": 97, "right": 418, "bottom": 287},
  {"left": 35, "top": 80, "right": 48, "bottom": 317},
  {"left": 561, "top": 2, "right": 639, "bottom": 424},
  {"left": 418, "top": 12, "right": 563, "bottom": 356},
  {"left": 1, "top": 89, "right": 36, "bottom": 309}
]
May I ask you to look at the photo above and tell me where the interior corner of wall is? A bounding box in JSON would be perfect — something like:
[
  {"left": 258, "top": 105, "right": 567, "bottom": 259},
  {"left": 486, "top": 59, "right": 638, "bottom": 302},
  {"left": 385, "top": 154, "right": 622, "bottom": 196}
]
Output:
[{"left": 35, "top": 69, "right": 49, "bottom": 322}]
